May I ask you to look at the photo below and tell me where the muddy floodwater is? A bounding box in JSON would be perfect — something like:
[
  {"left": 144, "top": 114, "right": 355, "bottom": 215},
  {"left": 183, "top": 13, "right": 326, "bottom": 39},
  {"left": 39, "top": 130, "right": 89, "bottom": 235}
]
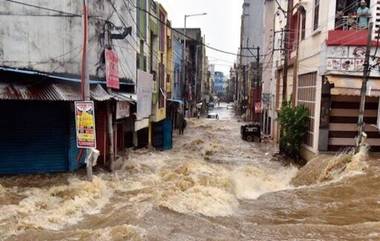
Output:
[{"left": 1, "top": 105, "right": 380, "bottom": 241}]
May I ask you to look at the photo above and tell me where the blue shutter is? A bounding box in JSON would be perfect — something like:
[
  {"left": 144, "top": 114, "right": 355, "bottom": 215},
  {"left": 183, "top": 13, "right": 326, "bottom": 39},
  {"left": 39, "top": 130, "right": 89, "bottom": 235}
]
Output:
[{"left": 0, "top": 101, "right": 70, "bottom": 174}]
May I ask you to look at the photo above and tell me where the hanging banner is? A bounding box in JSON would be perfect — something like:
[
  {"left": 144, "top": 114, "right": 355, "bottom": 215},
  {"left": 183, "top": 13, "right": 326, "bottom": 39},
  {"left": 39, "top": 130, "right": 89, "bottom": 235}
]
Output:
[
  {"left": 105, "top": 49, "right": 120, "bottom": 89},
  {"left": 116, "top": 101, "right": 130, "bottom": 120},
  {"left": 75, "top": 101, "right": 97, "bottom": 148},
  {"left": 137, "top": 70, "right": 153, "bottom": 121}
]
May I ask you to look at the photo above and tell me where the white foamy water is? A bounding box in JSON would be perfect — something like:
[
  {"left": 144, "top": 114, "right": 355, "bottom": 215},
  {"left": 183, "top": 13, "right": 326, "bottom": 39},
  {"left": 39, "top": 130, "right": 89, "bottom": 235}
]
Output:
[
  {"left": 0, "top": 176, "right": 113, "bottom": 239},
  {"left": 2, "top": 106, "right": 378, "bottom": 241},
  {"left": 292, "top": 145, "right": 369, "bottom": 187},
  {"left": 78, "top": 224, "right": 147, "bottom": 241},
  {"left": 0, "top": 184, "right": 5, "bottom": 195},
  {"left": 231, "top": 165, "right": 298, "bottom": 200}
]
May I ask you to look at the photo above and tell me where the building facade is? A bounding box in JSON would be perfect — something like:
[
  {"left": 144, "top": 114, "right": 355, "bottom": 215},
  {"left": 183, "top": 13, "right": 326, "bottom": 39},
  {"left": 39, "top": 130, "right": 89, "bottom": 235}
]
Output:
[
  {"left": 237, "top": 0, "right": 265, "bottom": 121},
  {"left": 0, "top": 0, "right": 197, "bottom": 173},
  {"left": 268, "top": 0, "right": 380, "bottom": 159},
  {"left": 213, "top": 71, "right": 226, "bottom": 96}
]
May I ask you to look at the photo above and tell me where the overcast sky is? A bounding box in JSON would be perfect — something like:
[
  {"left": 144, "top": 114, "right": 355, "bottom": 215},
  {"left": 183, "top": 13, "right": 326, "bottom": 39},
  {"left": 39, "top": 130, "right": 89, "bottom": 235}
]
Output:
[{"left": 156, "top": 0, "right": 243, "bottom": 77}]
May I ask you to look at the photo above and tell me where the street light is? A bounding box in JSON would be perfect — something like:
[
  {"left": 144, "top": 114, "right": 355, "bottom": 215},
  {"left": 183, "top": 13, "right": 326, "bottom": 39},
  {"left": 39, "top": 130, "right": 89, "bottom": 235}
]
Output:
[{"left": 182, "top": 12, "right": 207, "bottom": 113}]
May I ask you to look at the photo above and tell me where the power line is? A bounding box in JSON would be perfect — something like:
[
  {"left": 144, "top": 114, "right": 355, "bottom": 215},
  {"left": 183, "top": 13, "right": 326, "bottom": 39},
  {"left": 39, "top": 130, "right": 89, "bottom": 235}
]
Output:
[
  {"left": 4, "top": 0, "right": 81, "bottom": 17},
  {"left": 4, "top": 0, "right": 109, "bottom": 21},
  {"left": 126, "top": 0, "right": 257, "bottom": 58}
]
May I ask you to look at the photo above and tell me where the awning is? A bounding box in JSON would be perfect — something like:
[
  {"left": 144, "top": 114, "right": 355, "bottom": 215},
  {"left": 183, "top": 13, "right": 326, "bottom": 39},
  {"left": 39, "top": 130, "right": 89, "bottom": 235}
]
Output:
[
  {"left": 327, "top": 75, "right": 380, "bottom": 97},
  {"left": 91, "top": 84, "right": 113, "bottom": 101},
  {"left": 110, "top": 91, "right": 136, "bottom": 104},
  {"left": 0, "top": 66, "right": 135, "bottom": 86},
  {"left": 0, "top": 82, "right": 112, "bottom": 101}
]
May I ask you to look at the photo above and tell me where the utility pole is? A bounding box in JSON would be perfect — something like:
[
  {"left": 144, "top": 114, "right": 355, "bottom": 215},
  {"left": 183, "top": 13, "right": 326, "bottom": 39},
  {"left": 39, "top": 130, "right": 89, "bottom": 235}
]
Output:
[
  {"left": 256, "top": 46, "right": 260, "bottom": 85},
  {"left": 282, "top": 0, "right": 293, "bottom": 103},
  {"left": 81, "top": 0, "right": 92, "bottom": 181},
  {"left": 292, "top": 10, "right": 301, "bottom": 107},
  {"left": 240, "top": 46, "right": 261, "bottom": 121},
  {"left": 81, "top": 0, "right": 90, "bottom": 101},
  {"left": 256, "top": 46, "right": 261, "bottom": 124},
  {"left": 357, "top": 22, "right": 373, "bottom": 150},
  {"left": 104, "top": 23, "right": 115, "bottom": 172},
  {"left": 182, "top": 16, "right": 187, "bottom": 108}
]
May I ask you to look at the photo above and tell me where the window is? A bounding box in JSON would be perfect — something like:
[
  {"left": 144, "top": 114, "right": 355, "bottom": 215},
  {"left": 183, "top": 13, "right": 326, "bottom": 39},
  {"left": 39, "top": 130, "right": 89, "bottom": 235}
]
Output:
[
  {"left": 297, "top": 72, "right": 317, "bottom": 147},
  {"left": 159, "top": 11, "right": 166, "bottom": 52},
  {"left": 300, "top": 8, "right": 306, "bottom": 40},
  {"left": 137, "top": 40, "right": 146, "bottom": 71},
  {"left": 313, "top": 0, "right": 320, "bottom": 30},
  {"left": 137, "top": 0, "right": 147, "bottom": 39}
]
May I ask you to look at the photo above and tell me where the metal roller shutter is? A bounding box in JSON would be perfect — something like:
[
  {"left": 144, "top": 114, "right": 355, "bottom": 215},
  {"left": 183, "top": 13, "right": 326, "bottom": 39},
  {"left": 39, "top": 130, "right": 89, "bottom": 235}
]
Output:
[{"left": 0, "top": 101, "right": 69, "bottom": 174}]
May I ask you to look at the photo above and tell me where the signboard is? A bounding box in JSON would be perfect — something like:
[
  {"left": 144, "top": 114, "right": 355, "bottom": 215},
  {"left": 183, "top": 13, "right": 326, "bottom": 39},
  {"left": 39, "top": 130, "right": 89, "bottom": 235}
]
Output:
[
  {"left": 325, "top": 46, "right": 380, "bottom": 76},
  {"left": 137, "top": 70, "right": 153, "bottom": 120},
  {"left": 116, "top": 101, "right": 130, "bottom": 120},
  {"left": 75, "top": 101, "right": 96, "bottom": 148},
  {"left": 105, "top": 49, "right": 120, "bottom": 89}
]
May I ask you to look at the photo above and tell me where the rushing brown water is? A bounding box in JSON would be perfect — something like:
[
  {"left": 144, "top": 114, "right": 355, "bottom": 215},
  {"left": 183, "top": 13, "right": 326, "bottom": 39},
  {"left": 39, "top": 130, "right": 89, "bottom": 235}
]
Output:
[{"left": 1, "top": 105, "right": 379, "bottom": 241}]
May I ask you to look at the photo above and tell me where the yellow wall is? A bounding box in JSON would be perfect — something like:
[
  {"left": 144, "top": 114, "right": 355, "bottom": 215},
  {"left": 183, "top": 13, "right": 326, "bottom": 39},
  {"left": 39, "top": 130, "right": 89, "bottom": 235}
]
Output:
[
  {"left": 151, "top": 3, "right": 168, "bottom": 123},
  {"left": 166, "top": 26, "right": 173, "bottom": 97}
]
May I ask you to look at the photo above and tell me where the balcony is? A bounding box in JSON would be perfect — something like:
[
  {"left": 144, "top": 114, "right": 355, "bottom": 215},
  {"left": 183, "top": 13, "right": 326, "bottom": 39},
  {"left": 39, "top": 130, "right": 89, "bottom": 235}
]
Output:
[
  {"left": 326, "top": 30, "right": 370, "bottom": 46},
  {"left": 322, "top": 29, "right": 380, "bottom": 78}
]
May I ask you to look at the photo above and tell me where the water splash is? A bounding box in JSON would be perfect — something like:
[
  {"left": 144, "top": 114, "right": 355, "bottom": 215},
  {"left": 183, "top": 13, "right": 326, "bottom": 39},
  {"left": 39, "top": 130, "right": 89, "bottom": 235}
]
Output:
[
  {"left": 292, "top": 146, "right": 369, "bottom": 186},
  {"left": 151, "top": 159, "right": 298, "bottom": 217},
  {"left": 0, "top": 176, "right": 113, "bottom": 239},
  {"left": 231, "top": 165, "right": 298, "bottom": 200},
  {"left": 79, "top": 224, "right": 146, "bottom": 241},
  {"left": 0, "top": 184, "right": 5, "bottom": 194},
  {"left": 159, "top": 185, "right": 239, "bottom": 217}
]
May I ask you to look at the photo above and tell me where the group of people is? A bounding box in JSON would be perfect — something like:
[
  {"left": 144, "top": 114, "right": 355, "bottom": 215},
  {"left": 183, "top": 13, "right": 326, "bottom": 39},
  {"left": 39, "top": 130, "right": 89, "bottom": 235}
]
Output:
[{"left": 335, "top": 0, "right": 370, "bottom": 30}]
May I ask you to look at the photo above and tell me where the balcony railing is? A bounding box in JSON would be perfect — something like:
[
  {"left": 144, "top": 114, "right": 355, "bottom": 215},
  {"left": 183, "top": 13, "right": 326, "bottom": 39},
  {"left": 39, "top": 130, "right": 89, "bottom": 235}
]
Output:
[{"left": 326, "top": 29, "right": 370, "bottom": 46}]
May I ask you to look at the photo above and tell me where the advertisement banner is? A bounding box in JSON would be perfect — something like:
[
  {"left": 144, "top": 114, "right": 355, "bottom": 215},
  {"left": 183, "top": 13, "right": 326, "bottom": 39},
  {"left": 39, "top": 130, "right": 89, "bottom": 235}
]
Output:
[
  {"left": 105, "top": 49, "right": 120, "bottom": 89},
  {"left": 137, "top": 70, "right": 153, "bottom": 121},
  {"left": 75, "top": 101, "right": 96, "bottom": 148},
  {"left": 116, "top": 101, "right": 130, "bottom": 120}
]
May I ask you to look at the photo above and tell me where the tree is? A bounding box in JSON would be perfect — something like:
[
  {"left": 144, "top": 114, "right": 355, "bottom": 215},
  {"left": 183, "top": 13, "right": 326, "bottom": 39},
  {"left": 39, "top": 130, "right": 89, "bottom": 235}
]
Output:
[{"left": 278, "top": 102, "right": 309, "bottom": 162}]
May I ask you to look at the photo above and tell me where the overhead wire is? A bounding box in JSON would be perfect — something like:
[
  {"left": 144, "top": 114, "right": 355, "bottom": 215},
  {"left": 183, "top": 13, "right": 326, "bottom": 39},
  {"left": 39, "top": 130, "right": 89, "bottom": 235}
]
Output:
[
  {"left": 126, "top": 0, "right": 260, "bottom": 58},
  {"left": 4, "top": 0, "right": 112, "bottom": 21}
]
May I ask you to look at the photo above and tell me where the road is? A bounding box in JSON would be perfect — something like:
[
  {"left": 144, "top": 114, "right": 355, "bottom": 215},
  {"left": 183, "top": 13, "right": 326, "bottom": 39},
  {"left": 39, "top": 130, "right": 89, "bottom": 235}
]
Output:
[{"left": 0, "top": 104, "right": 380, "bottom": 241}]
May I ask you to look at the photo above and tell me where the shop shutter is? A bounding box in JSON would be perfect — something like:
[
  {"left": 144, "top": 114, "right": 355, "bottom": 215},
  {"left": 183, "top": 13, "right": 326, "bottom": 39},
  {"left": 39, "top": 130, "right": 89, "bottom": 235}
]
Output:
[{"left": 0, "top": 101, "right": 69, "bottom": 174}]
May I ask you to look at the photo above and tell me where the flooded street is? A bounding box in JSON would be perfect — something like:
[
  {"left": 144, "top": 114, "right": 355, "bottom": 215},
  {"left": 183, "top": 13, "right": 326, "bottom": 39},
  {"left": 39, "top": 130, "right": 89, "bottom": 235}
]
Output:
[{"left": 1, "top": 105, "right": 380, "bottom": 241}]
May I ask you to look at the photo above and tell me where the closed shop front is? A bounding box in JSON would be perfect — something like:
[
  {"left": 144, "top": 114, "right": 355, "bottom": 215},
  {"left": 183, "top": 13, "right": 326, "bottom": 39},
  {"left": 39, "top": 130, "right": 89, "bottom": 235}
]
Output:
[{"left": 0, "top": 101, "right": 75, "bottom": 174}]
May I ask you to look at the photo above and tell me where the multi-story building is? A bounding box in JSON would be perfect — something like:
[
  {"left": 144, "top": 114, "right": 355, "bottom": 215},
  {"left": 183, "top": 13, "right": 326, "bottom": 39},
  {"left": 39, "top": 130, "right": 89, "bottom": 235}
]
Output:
[
  {"left": 172, "top": 35, "right": 183, "bottom": 100},
  {"left": 209, "top": 64, "right": 216, "bottom": 95},
  {"left": 271, "top": 0, "right": 380, "bottom": 159},
  {"left": 166, "top": 21, "right": 173, "bottom": 100},
  {"left": 173, "top": 28, "right": 204, "bottom": 116},
  {"left": 0, "top": 0, "right": 138, "bottom": 173},
  {"left": 0, "top": 0, "right": 182, "bottom": 173},
  {"left": 237, "top": 0, "right": 265, "bottom": 121},
  {"left": 213, "top": 71, "right": 226, "bottom": 96}
]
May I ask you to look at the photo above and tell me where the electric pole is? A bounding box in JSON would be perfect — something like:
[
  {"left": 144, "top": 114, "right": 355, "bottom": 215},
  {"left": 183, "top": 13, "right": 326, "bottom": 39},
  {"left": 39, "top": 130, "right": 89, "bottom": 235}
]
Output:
[
  {"left": 357, "top": 22, "right": 373, "bottom": 150},
  {"left": 81, "top": 0, "right": 92, "bottom": 181},
  {"left": 282, "top": 0, "right": 293, "bottom": 103}
]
